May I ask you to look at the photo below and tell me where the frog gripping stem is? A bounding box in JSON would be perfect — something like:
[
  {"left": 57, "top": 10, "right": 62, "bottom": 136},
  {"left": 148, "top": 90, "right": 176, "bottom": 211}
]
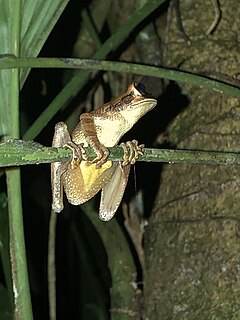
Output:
[
  {"left": 51, "top": 83, "right": 157, "bottom": 217},
  {"left": 120, "top": 140, "right": 144, "bottom": 166}
]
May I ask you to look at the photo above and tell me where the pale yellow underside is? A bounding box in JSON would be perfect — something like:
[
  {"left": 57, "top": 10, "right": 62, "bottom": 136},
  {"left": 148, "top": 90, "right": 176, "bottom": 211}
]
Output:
[{"left": 62, "top": 160, "right": 116, "bottom": 205}]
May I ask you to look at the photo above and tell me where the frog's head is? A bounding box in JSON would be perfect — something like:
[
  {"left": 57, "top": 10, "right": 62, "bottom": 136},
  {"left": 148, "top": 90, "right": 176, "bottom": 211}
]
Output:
[
  {"left": 99, "top": 82, "right": 157, "bottom": 127},
  {"left": 118, "top": 82, "right": 157, "bottom": 128}
]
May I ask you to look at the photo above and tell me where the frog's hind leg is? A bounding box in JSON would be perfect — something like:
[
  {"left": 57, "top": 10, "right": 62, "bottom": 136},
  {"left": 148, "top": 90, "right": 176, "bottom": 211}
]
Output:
[
  {"left": 99, "top": 140, "right": 144, "bottom": 221},
  {"left": 51, "top": 122, "right": 72, "bottom": 213},
  {"left": 99, "top": 163, "right": 131, "bottom": 221}
]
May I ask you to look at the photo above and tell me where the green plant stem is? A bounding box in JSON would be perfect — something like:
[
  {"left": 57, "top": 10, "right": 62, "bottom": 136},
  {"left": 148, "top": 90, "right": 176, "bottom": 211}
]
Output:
[
  {"left": 6, "top": 171, "right": 33, "bottom": 320},
  {"left": 1, "top": 56, "right": 239, "bottom": 99},
  {"left": 1, "top": 139, "right": 240, "bottom": 167},
  {"left": 5, "top": 1, "right": 33, "bottom": 319}
]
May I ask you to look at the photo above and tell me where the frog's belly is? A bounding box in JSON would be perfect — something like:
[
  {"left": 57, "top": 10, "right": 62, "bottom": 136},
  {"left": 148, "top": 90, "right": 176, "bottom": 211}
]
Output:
[{"left": 62, "top": 160, "right": 116, "bottom": 205}]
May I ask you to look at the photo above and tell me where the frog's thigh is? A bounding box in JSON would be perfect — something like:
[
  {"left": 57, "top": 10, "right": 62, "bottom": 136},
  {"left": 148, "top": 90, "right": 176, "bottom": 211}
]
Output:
[{"left": 62, "top": 161, "right": 116, "bottom": 205}]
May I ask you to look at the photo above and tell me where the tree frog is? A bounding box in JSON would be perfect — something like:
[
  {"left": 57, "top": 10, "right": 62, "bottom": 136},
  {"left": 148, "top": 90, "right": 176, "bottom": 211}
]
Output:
[{"left": 51, "top": 82, "right": 157, "bottom": 221}]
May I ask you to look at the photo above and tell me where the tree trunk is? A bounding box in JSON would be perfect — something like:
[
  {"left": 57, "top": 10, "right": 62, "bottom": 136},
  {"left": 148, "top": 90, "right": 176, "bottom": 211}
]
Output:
[{"left": 145, "top": 0, "right": 240, "bottom": 318}]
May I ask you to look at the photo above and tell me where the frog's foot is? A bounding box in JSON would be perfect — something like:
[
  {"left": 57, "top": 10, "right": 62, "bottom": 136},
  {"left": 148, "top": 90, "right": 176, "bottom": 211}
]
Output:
[
  {"left": 91, "top": 144, "right": 109, "bottom": 168},
  {"left": 64, "top": 142, "right": 88, "bottom": 169},
  {"left": 120, "top": 140, "right": 144, "bottom": 166}
]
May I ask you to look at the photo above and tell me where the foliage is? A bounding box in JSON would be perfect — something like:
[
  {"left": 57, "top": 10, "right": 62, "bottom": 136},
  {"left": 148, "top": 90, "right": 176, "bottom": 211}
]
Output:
[{"left": 0, "top": 0, "right": 239, "bottom": 319}]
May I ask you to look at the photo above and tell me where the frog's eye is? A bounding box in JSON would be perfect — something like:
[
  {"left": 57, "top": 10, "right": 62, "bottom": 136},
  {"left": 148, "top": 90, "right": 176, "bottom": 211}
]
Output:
[{"left": 134, "top": 82, "right": 146, "bottom": 96}]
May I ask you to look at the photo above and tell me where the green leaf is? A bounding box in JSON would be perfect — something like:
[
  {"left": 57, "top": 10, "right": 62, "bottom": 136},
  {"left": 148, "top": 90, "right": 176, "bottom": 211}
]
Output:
[
  {"left": 0, "top": 2, "right": 12, "bottom": 136},
  {"left": 20, "top": 0, "right": 70, "bottom": 84},
  {"left": 0, "top": 0, "right": 69, "bottom": 136}
]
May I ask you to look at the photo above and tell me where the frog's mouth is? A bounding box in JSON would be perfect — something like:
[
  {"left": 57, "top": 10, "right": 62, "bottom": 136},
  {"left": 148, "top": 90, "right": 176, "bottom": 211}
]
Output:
[{"left": 129, "top": 96, "right": 157, "bottom": 109}]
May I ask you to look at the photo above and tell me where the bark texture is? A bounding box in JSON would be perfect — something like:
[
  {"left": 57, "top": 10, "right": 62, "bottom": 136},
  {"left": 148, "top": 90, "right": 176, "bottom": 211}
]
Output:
[{"left": 145, "top": 1, "right": 240, "bottom": 319}]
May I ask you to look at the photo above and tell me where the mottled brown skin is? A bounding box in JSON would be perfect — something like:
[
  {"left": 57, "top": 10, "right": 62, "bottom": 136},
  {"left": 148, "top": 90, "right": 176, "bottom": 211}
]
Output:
[{"left": 51, "top": 83, "right": 157, "bottom": 221}]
